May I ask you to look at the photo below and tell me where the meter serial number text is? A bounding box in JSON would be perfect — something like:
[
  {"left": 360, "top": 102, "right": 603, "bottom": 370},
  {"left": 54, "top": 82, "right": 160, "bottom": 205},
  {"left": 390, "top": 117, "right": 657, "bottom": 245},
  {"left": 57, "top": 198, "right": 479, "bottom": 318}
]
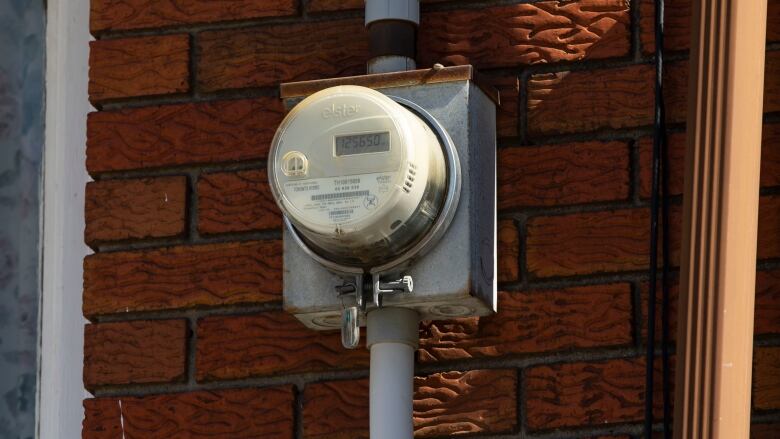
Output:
[{"left": 334, "top": 177, "right": 360, "bottom": 192}]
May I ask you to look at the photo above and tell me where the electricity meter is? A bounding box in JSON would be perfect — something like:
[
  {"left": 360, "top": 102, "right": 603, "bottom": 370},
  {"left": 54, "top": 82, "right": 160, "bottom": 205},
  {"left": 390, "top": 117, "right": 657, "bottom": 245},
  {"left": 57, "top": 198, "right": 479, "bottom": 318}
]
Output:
[
  {"left": 274, "top": 68, "right": 497, "bottom": 337},
  {"left": 268, "top": 85, "right": 453, "bottom": 270}
]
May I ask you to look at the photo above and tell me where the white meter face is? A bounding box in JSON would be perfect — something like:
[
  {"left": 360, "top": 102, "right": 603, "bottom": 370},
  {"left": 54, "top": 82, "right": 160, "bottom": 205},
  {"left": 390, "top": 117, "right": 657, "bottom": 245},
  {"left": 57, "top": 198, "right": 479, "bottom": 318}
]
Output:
[{"left": 268, "top": 85, "right": 448, "bottom": 269}]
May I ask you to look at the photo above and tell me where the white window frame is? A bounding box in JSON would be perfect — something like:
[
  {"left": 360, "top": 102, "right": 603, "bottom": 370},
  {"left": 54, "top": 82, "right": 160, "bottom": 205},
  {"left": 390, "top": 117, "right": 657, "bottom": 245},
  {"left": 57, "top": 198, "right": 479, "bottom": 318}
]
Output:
[{"left": 37, "top": 0, "right": 92, "bottom": 437}]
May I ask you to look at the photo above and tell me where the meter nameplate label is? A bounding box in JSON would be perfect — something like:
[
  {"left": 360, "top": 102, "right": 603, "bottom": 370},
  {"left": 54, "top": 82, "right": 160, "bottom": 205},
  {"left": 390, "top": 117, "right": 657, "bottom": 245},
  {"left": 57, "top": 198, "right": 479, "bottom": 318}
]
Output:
[{"left": 283, "top": 172, "right": 395, "bottom": 225}]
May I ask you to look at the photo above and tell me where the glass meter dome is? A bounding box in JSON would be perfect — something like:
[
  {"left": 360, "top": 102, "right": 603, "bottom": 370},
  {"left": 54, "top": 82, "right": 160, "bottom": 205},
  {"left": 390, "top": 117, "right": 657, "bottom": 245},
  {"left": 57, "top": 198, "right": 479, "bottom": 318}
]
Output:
[{"left": 268, "top": 85, "right": 451, "bottom": 269}]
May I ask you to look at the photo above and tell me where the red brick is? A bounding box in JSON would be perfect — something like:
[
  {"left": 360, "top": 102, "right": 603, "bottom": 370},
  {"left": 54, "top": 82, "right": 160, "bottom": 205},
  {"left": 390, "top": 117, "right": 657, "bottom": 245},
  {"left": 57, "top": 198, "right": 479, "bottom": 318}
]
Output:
[
  {"left": 756, "top": 270, "right": 780, "bottom": 335},
  {"left": 752, "top": 423, "right": 780, "bottom": 439},
  {"left": 641, "top": 0, "right": 780, "bottom": 52},
  {"left": 82, "top": 398, "right": 120, "bottom": 439},
  {"left": 307, "top": 0, "right": 459, "bottom": 13},
  {"left": 87, "top": 98, "right": 284, "bottom": 174},
  {"left": 640, "top": 0, "right": 693, "bottom": 54},
  {"left": 527, "top": 209, "right": 648, "bottom": 277},
  {"left": 306, "top": 0, "right": 362, "bottom": 12},
  {"left": 83, "top": 387, "right": 294, "bottom": 439},
  {"left": 498, "top": 141, "right": 629, "bottom": 209},
  {"left": 639, "top": 123, "right": 780, "bottom": 198},
  {"left": 758, "top": 196, "right": 780, "bottom": 260},
  {"left": 527, "top": 65, "right": 654, "bottom": 136},
  {"left": 84, "top": 176, "right": 187, "bottom": 246},
  {"left": 83, "top": 240, "right": 282, "bottom": 317},
  {"left": 638, "top": 132, "right": 686, "bottom": 199},
  {"left": 196, "top": 311, "right": 369, "bottom": 381},
  {"left": 754, "top": 347, "right": 780, "bottom": 410},
  {"left": 766, "top": 51, "right": 780, "bottom": 114},
  {"left": 91, "top": 0, "right": 297, "bottom": 33},
  {"left": 198, "top": 169, "right": 281, "bottom": 235},
  {"left": 771, "top": 0, "right": 780, "bottom": 42},
  {"left": 527, "top": 60, "right": 688, "bottom": 136},
  {"left": 663, "top": 60, "right": 691, "bottom": 123},
  {"left": 498, "top": 220, "right": 519, "bottom": 282},
  {"left": 526, "top": 207, "right": 682, "bottom": 278},
  {"left": 414, "top": 370, "right": 517, "bottom": 437},
  {"left": 303, "top": 380, "right": 368, "bottom": 439},
  {"left": 89, "top": 35, "right": 189, "bottom": 103},
  {"left": 302, "top": 370, "right": 516, "bottom": 438},
  {"left": 649, "top": 270, "right": 780, "bottom": 339},
  {"left": 418, "top": 1, "right": 630, "bottom": 69},
  {"left": 641, "top": 281, "right": 679, "bottom": 343},
  {"left": 197, "top": 20, "right": 368, "bottom": 92},
  {"left": 418, "top": 284, "right": 632, "bottom": 362},
  {"left": 762, "top": 123, "right": 780, "bottom": 187},
  {"left": 525, "top": 357, "right": 667, "bottom": 430},
  {"left": 486, "top": 74, "right": 520, "bottom": 138},
  {"left": 83, "top": 320, "right": 187, "bottom": 389}
]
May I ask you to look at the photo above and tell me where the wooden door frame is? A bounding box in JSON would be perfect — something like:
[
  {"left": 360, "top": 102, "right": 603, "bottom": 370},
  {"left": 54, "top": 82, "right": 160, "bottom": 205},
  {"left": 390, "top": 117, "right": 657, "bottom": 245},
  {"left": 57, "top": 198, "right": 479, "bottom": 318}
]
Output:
[
  {"left": 37, "top": 0, "right": 91, "bottom": 437},
  {"left": 674, "top": 0, "right": 768, "bottom": 437}
]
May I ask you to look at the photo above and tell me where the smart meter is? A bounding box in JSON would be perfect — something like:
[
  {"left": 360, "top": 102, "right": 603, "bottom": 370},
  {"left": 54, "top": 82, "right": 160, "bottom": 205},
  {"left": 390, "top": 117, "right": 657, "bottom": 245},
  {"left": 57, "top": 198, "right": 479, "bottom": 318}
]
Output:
[{"left": 268, "top": 85, "right": 453, "bottom": 269}]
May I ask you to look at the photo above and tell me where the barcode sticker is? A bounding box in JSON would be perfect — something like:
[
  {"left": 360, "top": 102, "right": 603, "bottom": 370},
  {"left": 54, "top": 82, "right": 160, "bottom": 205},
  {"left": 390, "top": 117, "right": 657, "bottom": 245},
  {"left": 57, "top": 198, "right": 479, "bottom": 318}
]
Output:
[
  {"left": 312, "top": 190, "right": 369, "bottom": 201},
  {"left": 283, "top": 172, "right": 395, "bottom": 226}
]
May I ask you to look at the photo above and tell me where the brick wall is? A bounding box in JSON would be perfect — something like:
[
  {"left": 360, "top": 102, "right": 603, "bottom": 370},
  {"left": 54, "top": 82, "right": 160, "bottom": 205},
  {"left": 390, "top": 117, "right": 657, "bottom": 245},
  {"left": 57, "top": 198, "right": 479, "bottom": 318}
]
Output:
[{"left": 82, "top": 1, "right": 780, "bottom": 438}]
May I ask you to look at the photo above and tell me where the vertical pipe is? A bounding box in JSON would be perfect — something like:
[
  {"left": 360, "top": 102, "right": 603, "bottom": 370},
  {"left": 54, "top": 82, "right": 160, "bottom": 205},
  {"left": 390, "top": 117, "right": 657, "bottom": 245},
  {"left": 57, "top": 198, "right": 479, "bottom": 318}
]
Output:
[
  {"left": 367, "top": 307, "right": 419, "bottom": 439},
  {"left": 365, "top": 0, "right": 419, "bottom": 73},
  {"left": 674, "top": 0, "right": 768, "bottom": 438},
  {"left": 364, "top": 2, "right": 421, "bottom": 437}
]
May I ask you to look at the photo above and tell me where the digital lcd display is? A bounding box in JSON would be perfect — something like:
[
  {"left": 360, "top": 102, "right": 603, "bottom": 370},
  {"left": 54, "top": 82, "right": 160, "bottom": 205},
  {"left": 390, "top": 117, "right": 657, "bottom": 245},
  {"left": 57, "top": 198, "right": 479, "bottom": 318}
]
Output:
[{"left": 335, "top": 132, "right": 390, "bottom": 156}]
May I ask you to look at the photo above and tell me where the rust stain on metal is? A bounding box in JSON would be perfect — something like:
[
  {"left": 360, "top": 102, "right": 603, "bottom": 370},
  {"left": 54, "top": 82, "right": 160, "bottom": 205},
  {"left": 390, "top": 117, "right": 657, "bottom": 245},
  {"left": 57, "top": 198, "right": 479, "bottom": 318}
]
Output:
[{"left": 280, "top": 65, "right": 500, "bottom": 105}]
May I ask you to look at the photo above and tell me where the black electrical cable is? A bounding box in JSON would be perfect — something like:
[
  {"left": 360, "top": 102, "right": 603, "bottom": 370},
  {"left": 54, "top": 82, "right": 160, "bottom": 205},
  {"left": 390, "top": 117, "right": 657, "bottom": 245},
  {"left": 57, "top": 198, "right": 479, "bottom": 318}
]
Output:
[
  {"left": 661, "top": 130, "right": 672, "bottom": 439},
  {"left": 646, "top": 0, "right": 671, "bottom": 437}
]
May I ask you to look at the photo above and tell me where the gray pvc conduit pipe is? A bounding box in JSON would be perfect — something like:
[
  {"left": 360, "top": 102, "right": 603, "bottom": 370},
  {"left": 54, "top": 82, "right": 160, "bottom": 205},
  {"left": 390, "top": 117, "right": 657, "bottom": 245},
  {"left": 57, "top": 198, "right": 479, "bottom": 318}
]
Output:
[
  {"left": 367, "top": 307, "right": 420, "bottom": 439},
  {"left": 364, "top": 2, "right": 422, "bottom": 437},
  {"left": 365, "top": 0, "right": 419, "bottom": 73}
]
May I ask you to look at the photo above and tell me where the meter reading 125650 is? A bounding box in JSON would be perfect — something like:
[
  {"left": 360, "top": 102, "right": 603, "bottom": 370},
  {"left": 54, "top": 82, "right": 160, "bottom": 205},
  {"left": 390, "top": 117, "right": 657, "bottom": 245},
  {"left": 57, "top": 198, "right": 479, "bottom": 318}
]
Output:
[{"left": 335, "top": 132, "right": 390, "bottom": 156}]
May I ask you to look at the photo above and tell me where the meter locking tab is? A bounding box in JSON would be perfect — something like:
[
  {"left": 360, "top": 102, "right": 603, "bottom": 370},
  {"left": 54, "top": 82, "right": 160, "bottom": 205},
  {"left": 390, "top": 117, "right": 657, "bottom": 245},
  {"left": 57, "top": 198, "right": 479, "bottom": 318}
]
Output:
[
  {"left": 341, "top": 306, "right": 360, "bottom": 349},
  {"left": 372, "top": 275, "right": 413, "bottom": 308},
  {"left": 336, "top": 276, "right": 365, "bottom": 349}
]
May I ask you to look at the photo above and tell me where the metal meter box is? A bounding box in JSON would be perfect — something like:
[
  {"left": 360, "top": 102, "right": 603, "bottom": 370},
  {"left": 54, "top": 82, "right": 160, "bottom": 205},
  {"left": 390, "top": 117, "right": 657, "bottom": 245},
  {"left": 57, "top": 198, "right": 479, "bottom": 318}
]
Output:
[{"left": 277, "top": 66, "right": 497, "bottom": 330}]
